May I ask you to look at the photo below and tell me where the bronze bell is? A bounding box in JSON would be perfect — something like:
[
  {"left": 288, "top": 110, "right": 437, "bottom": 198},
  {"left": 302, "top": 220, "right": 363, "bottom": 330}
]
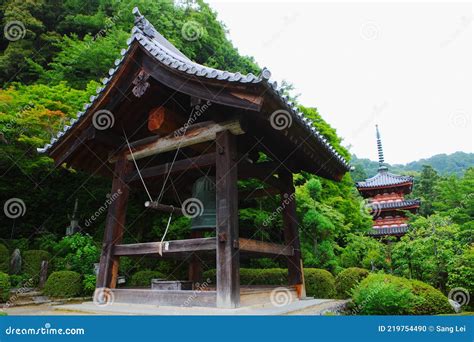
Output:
[{"left": 190, "top": 176, "right": 216, "bottom": 230}]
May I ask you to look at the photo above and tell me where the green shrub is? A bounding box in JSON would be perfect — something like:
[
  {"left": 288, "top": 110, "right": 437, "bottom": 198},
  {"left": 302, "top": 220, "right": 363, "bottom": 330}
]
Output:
[
  {"left": 52, "top": 234, "right": 99, "bottom": 275},
  {"left": 336, "top": 267, "right": 369, "bottom": 299},
  {"left": 130, "top": 270, "right": 165, "bottom": 287},
  {"left": 410, "top": 279, "right": 453, "bottom": 315},
  {"left": 23, "top": 250, "right": 50, "bottom": 282},
  {"left": 304, "top": 268, "right": 336, "bottom": 298},
  {"left": 0, "top": 272, "right": 11, "bottom": 302},
  {"left": 82, "top": 274, "right": 96, "bottom": 295},
  {"left": 352, "top": 274, "right": 453, "bottom": 315},
  {"left": 0, "top": 244, "right": 9, "bottom": 273},
  {"left": 43, "top": 271, "right": 82, "bottom": 298}
]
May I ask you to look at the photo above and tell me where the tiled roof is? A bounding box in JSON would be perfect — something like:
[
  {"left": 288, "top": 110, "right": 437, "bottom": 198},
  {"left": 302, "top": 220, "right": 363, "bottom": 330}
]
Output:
[
  {"left": 370, "top": 199, "right": 421, "bottom": 210},
  {"left": 36, "top": 8, "right": 350, "bottom": 172},
  {"left": 356, "top": 169, "right": 413, "bottom": 188},
  {"left": 368, "top": 225, "right": 410, "bottom": 236}
]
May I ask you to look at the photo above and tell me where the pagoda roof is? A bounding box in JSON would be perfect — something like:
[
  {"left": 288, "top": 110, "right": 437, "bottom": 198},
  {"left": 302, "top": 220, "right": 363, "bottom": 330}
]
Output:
[
  {"left": 36, "top": 7, "right": 350, "bottom": 180},
  {"left": 368, "top": 225, "right": 410, "bottom": 236},
  {"left": 356, "top": 168, "right": 413, "bottom": 189},
  {"left": 371, "top": 199, "right": 420, "bottom": 211}
]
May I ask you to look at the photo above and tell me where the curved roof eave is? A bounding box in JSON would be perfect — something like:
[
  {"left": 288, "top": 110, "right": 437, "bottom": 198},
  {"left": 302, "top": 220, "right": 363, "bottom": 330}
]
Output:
[{"left": 37, "top": 7, "right": 350, "bottom": 173}]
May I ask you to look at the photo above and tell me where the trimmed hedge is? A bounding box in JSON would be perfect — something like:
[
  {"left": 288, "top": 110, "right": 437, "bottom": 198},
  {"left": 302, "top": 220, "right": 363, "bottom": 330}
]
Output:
[
  {"left": 335, "top": 267, "right": 370, "bottom": 299},
  {"left": 23, "top": 250, "right": 50, "bottom": 281},
  {"left": 0, "top": 244, "right": 9, "bottom": 273},
  {"left": 410, "top": 279, "right": 453, "bottom": 315},
  {"left": 0, "top": 272, "right": 11, "bottom": 302},
  {"left": 351, "top": 274, "right": 453, "bottom": 315},
  {"left": 44, "top": 271, "right": 82, "bottom": 298},
  {"left": 305, "top": 269, "right": 336, "bottom": 298},
  {"left": 203, "top": 268, "right": 337, "bottom": 298},
  {"left": 130, "top": 270, "right": 165, "bottom": 287}
]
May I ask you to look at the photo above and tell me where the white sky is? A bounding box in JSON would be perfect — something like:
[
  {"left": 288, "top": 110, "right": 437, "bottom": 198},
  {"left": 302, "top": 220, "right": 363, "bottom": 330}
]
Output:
[{"left": 207, "top": 0, "right": 473, "bottom": 164}]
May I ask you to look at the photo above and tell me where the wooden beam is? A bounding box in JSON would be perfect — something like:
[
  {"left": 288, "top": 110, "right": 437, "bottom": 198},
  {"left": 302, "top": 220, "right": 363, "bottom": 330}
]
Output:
[
  {"left": 279, "top": 170, "right": 306, "bottom": 299},
  {"left": 125, "top": 153, "right": 215, "bottom": 183},
  {"left": 96, "top": 156, "right": 131, "bottom": 290},
  {"left": 144, "top": 201, "right": 184, "bottom": 215},
  {"left": 113, "top": 237, "right": 216, "bottom": 256},
  {"left": 238, "top": 238, "right": 294, "bottom": 256},
  {"left": 111, "top": 119, "right": 245, "bottom": 162},
  {"left": 111, "top": 288, "right": 217, "bottom": 307},
  {"left": 215, "top": 130, "right": 240, "bottom": 308}
]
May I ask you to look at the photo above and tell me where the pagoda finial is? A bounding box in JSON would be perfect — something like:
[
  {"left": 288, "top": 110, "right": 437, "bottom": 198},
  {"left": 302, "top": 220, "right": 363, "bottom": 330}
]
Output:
[{"left": 376, "top": 124, "right": 387, "bottom": 171}]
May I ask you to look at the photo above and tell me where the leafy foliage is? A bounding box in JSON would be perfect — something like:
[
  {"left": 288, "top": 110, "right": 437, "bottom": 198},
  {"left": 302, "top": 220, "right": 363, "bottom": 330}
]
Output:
[
  {"left": 352, "top": 274, "right": 452, "bottom": 315},
  {"left": 0, "top": 244, "right": 9, "bottom": 273},
  {"left": 0, "top": 272, "right": 11, "bottom": 302},
  {"left": 82, "top": 274, "right": 97, "bottom": 295},
  {"left": 52, "top": 234, "right": 100, "bottom": 275}
]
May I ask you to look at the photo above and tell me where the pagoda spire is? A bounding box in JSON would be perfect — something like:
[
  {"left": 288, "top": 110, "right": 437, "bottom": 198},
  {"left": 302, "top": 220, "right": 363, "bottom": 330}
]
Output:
[{"left": 376, "top": 125, "right": 387, "bottom": 171}]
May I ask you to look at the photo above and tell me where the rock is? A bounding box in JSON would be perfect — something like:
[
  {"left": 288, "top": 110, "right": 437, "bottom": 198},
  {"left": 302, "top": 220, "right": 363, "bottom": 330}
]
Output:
[{"left": 10, "top": 249, "right": 21, "bottom": 274}]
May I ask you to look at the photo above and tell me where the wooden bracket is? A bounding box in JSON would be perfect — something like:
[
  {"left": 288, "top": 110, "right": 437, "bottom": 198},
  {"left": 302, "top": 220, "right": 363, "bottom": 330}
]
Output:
[{"left": 132, "top": 70, "right": 150, "bottom": 98}]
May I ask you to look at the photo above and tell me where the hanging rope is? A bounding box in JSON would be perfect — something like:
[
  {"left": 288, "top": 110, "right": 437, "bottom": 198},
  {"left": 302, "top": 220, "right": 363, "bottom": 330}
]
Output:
[
  {"left": 121, "top": 103, "right": 196, "bottom": 255},
  {"left": 123, "top": 129, "right": 153, "bottom": 202},
  {"left": 155, "top": 106, "right": 196, "bottom": 204}
]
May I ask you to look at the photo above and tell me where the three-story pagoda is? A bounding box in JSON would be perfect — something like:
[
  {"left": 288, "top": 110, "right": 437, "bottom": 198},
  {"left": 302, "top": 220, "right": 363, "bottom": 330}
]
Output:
[{"left": 356, "top": 126, "right": 420, "bottom": 237}]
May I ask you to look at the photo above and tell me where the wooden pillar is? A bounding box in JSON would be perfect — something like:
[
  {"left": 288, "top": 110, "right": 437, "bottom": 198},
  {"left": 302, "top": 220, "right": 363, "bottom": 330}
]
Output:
[
  {"left": 96, "top": 156, "right": 131, "bottom": 289},
  {"left": 279, "top": 170, "right": 306, "bottom": 298},
  {"left": 188, "top": 231, "right": 203, "bottom": 286},
  {"left": 215, "top": 130, "right": 240, "bottom": 308}
]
